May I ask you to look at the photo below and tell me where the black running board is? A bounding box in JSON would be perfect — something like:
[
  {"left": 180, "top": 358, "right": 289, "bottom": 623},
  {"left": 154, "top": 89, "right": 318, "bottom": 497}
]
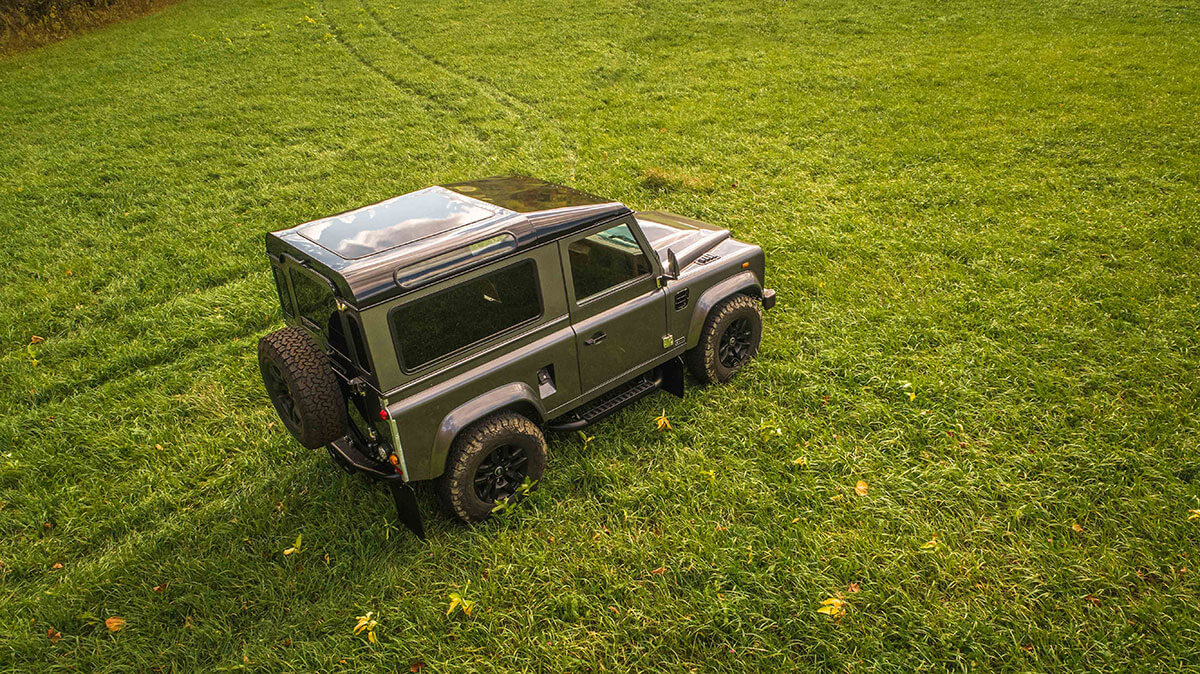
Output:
[{"left": 546, "top": 357, "right": 685, "bottom": 432}]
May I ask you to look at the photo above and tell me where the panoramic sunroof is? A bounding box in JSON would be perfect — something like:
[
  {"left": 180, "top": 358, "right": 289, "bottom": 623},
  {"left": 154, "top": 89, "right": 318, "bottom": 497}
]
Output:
[{"left": 298, "top": 187, "right": 496, "bottom": 259}]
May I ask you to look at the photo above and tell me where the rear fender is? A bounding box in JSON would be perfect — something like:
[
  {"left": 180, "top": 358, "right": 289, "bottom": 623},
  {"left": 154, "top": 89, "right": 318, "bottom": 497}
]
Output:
[
  {"left": 429, "top": 382, "right": 546, "bottom": 478},
  {"left": 686, "top": 271, "right": 762, "bottom": 349}
]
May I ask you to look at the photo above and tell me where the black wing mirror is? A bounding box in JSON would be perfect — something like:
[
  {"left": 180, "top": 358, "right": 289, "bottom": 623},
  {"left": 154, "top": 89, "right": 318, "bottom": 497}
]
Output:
[{"left": 660, "top": 248, "right": 680, "bottom": 283}]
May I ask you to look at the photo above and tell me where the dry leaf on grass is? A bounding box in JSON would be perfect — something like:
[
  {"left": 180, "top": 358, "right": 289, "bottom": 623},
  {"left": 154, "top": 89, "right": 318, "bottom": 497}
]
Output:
[
  {"left": 817, "top": 597, "right": 846, "bottom": 617},
  {"left": 283, "top": 533, "right": 302, "bottom": 556},
  {"left": 47, "top": 628, "right": 62, "bottom": 644},
  {"left": 855, "top": 481, "right": 869, "bottom": 496},
  {"left": 105, "top": 617, "right": 125, "bottom": 632}
]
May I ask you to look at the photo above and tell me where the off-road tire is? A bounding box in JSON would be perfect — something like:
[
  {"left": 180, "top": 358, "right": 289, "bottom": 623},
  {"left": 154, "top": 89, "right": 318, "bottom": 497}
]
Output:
[
  {"left": 258, "top": 326, "right": 347, "bottom": 449},
  {"left": 685, "top": 293, "right": 764, "bottom": 384},
  {"left": 438, "top": 412, "right": 547, "bottom": 524}
]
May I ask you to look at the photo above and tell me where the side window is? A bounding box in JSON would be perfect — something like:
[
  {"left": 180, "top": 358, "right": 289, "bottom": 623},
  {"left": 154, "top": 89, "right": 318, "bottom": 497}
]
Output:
[
  {"left": 390, "top": 259, "right": 541, "bottom": 370},
  {"left": 567, "top": 222, "right": 652, "bottom": 301}
]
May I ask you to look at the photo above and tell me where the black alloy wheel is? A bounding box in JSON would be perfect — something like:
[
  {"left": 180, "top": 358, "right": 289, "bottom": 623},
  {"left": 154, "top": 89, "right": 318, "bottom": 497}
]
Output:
[
  {"left": 718, "top": 317, "right": 754, "bottom": 369},
  {"left": 473, "top": 445, "right": 529, "bottom": 503}
]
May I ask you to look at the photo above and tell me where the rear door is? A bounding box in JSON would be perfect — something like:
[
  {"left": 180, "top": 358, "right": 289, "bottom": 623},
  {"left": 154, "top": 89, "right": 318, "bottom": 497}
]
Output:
[{"left": 560, "top": 218, "right": 668, "bottom": 393}]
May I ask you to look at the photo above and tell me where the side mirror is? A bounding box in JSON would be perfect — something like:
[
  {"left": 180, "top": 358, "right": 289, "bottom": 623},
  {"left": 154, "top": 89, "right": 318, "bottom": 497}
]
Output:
[{"left": 661, "top": 249, "right": 680, "bottom": 282}]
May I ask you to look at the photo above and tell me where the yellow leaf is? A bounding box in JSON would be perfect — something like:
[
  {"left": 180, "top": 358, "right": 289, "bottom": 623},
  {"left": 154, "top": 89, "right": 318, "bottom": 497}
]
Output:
[
  {"left": 447, "top": 596, "right": 461, "bottom": 616},
  {"left": 855, "top": 481, "right": 869, "bottom": 496},
  {"left": 462, "top": 600, "right": 474, "bottom": 616},
  {"left": 907, "top": 392, "right": 916, "bottom": 402},
  {"left": 817, "top": 597, "right": 846, "bottom": 616},
  {"left": 792, "top": 456, "right": 807, "bottom": 466},
  {"left": 1072, "top": 523, "right": 1083, "bottom": 533},
  {"left": 105, "top": 617, "right": 125, "bottom": 632},
  {"left": 653, "top": 410, "right": 671, "bottom": 432},
  {"left": 920, "top": 536, "right": 938, "bottom": 550},
  {"left": 830, "top": 494, "right": 843, "bottom": 502},
  {"left": 283, "top": 533, "right": 302, "bottom": 556},
  {"left": 1189, "top": 509, "right": 1200, "bottom": 521},
  {"left": 368, "top": 630, "right": 378, "bottom": 644}
]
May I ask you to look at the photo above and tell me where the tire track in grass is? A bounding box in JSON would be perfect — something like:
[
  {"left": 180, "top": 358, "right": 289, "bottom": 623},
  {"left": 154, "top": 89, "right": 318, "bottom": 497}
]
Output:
[
  {"left": 355, "top": 0, "right": 578, "bottom": 172},
  {"left": 316, "top": 0, "right": 490, "bottom": 145},
  {"left": 1, "top": 274, "right": 277, "bottom": 413}
]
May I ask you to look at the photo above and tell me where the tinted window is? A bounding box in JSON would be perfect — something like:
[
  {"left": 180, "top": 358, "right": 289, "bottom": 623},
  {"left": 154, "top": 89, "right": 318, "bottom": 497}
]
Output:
[
  {"left": 290, "top": 269, "right": 336, "bottom": 329},
  {"left": 567, "top": 223, "right": 652, "bottom": 301},
  {"left": 391, "top": 260, "right": 541, "bottom": 370}
]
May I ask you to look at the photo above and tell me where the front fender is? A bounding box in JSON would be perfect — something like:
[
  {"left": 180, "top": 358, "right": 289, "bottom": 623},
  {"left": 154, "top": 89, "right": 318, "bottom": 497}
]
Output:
[
  {"left": 429, "top": 382, "right": 546, "bottom": 478},
  {"left": 686, "top": 270, "right": 762, "bottom": 349}
]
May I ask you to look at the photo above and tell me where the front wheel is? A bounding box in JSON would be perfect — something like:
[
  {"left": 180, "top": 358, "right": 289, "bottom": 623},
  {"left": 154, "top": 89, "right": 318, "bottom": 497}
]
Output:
[
  {"left": 437, "top": 412, "right": 547, "bottom": 524},
  {"left": 685, "top": 294, "right": 764, "bottom": 384}
]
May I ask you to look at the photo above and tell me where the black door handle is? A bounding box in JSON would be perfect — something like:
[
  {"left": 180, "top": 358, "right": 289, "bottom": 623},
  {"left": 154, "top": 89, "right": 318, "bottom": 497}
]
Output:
[{"left": 584, "top": 331, "right": 607, "bottom": 346}]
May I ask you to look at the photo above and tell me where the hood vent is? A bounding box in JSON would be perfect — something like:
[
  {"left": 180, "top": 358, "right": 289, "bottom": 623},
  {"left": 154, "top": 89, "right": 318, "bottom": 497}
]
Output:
[{"left": 695, "top": 252, "right": 720, "bottom": 265}]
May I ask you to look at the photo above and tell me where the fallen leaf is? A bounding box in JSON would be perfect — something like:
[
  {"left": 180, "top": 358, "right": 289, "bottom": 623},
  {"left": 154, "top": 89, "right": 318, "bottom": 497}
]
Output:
[
  {"left": 47, "top": 627, "right": 61, "bottom": 644},
  {"left": 155, "top": 444, "right": 163, "bottom": 451},
  {"left": 30, "top": 335, "right": 44, "bottom": 344},
  {"left": 105, "top": 617, "right": 125, "bottom": 632},
  {"left": 650, "top": 566, "right": 666, "bottom": 575},
  {"left": 153, "top": 584, "right": 165, "bottom": 593},
  {"left": 907, "top": 392, "right": 916, "bottom": 402},
  {"left": 792, "top": 456, "right": 807, "bottom": 466},
  {"left": 52, "top": 562, "right": 63, "bottom": 569},
  {"left": 921, "top": 535, "right": 939, "bottom": 551},
  {"left": 817, "top": 597, "right": 846, "bottom": 617},
  {"left": 1084, "top": 595, "right": 1101, "bottom": 607},
  {"left": 410, "top": 662, "right": 426, "bottom": 673},
  {"left": 1189, "top": 509, "right": 1200, "bottom": 521},
  {"left": 847, "top": 583, "right": 861, "bottom": 594},
  {"left": 1072, "top": 523, "right": 1084, "bottom": 533},
  {"left": 830, "top": 494, "right": 843, "bottom": 502},
  {"left": 855, "top": 481, "right": 869, "bottom": 496},
  {"left": 283, "top": 533, "right": 302, "bottom": 556},
  {"left": 791, "top": 517, "right": 800, "bottom": 523},
  {"left": 653, "top": 410, "right": 671, "bottom": 432}
]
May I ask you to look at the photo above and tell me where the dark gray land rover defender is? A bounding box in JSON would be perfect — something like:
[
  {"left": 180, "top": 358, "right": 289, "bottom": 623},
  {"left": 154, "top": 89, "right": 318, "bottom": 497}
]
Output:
[{"left": 258, "top": 176, "right": 776, "bottom": 537}]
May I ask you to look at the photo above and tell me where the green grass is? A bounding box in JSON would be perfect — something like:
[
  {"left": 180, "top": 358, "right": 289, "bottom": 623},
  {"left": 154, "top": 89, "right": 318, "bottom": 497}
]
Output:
[{"left": 2, "top": 0, "right": 1199, "bottom": 669}]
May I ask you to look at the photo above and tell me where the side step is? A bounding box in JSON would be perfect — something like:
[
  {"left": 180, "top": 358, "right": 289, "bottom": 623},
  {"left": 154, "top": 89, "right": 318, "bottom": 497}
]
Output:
[{"left": 546, "top": 358, "right": 685, "bottom": 432}]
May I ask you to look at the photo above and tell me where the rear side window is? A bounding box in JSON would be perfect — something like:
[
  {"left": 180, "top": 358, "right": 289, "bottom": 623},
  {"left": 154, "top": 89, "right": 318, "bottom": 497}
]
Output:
[
  {"left": 567, "top": 222, "right": 652, "bottom": 301},
  {"left": 391, "top": 260, "right": 541, "bottom": 370}
]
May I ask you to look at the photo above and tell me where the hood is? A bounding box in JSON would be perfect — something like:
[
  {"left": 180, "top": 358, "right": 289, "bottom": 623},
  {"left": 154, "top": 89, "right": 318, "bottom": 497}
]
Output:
[{"left": 635, "top": 211, "right": 732, "bottom": 268}]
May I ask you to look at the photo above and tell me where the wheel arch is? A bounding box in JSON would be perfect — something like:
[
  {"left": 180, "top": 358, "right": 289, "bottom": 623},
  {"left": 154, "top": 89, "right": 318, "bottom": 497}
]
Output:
[
  {"left": 428, "top": 382, "right": 546, "bottom": 479},
  {"left": 685, "top": 270, "right": 763, "bottom": 349}
]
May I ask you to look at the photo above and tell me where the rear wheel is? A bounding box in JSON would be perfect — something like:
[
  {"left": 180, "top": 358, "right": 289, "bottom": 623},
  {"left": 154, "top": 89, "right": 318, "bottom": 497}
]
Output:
[
  {"left": 686, "top": 294, "right": 763, "bottom": 384},
  {"left": 258, "top": 326, "right": 347, "bottom": 449},
  {"left": 438, "top": 412, "right": 547, "bottom": 524}
]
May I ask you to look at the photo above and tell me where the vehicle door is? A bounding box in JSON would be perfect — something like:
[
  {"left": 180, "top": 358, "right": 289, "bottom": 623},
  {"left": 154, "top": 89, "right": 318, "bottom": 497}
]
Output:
[{"left": 559, "top": 217, "right": 668, "bottom": 393}]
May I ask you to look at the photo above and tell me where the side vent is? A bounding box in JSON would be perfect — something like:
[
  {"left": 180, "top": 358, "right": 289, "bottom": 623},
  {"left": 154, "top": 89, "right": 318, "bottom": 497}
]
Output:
[
  {"left": 674, "top": 288, "right": 690, "bottom": 311},
  {"left": 695, "top": 252, "right": 720, "bottom": 265}
]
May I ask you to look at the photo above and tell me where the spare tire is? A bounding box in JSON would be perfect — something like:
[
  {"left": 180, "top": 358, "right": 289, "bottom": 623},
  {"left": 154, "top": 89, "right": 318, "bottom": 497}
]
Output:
[{"left": 258, "top": 326, "right": 347, "bottom": 449}]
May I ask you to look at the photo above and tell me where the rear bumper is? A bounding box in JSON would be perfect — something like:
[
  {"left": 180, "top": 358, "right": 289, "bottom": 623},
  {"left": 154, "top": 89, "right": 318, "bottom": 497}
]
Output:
[
  {"left": 327, "top": 435, "right": 398, "bottom": 480},
  {"left": 761, "top": 288, "right": 777, "bottom": 311}
]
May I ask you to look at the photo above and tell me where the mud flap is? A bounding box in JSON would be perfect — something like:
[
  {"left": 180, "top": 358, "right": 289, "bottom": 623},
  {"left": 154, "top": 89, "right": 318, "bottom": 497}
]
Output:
[
  {"left": 387, "top": 480, "right": 427, "bottom": 541},
  {"left": 661, "top": 356, "right": 686, "bottom": 398}
]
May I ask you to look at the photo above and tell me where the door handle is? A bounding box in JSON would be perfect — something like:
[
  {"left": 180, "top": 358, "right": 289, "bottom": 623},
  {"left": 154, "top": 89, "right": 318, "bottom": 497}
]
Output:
[{"left": 584, "top": 331, "right": 607, "bottom": 346}]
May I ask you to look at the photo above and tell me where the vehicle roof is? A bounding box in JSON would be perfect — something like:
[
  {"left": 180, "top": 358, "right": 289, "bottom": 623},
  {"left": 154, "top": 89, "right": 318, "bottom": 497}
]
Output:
[{"left": 266, "top": 176, "right": 632, "bottom": 307}]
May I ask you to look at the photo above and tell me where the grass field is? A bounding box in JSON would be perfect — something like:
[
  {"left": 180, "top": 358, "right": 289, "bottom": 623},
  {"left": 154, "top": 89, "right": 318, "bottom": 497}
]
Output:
[{"left": 2, "top": 0, "right": 1199, "bottom": 669}]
